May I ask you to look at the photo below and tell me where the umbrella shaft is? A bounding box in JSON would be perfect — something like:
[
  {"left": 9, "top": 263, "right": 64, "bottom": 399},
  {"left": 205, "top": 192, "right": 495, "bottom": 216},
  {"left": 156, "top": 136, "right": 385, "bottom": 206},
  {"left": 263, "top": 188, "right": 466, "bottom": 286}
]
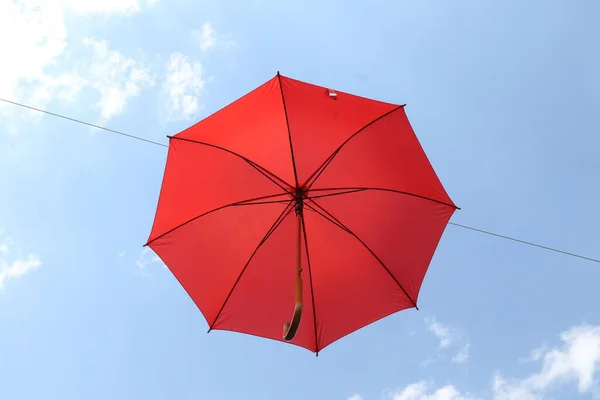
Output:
[
  {"left": 295, "top": 212, "right": 303, "bottom": 305},
  {"left": 296, "top": 213, "right": 302, "bottom": 276}
]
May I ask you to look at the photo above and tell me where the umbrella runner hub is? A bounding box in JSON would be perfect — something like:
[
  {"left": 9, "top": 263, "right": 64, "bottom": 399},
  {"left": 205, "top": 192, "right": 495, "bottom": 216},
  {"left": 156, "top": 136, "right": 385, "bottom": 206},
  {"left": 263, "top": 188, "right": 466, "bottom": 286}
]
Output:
[{"left": 294, "top": 187, "right": 305, "bottom": 216}]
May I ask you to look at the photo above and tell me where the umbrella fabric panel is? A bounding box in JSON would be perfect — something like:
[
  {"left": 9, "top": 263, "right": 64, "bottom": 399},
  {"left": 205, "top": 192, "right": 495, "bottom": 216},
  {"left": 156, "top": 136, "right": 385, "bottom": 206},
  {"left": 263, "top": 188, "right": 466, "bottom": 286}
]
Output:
[
  {"left": 150, "top": 202, "right": 291, "bottom": 327},
  {"left": 308, "top": 189, "right": 455, "bottom": 307},
  {"left": 174, "top": 76, "right": 296, "bottom": 186},
  {"left": 310, "top": 107, "right": 455, "bottom": 209},
  {"left": 211, "top": 207, "right": 318, "bottom": 352},
  {"left": 146, "top": 138, "right": 287, "bottom": 245},
  {"left": 278, "top": 75, "right": 399, "bottom": 185},
  {"left": 303, "top": 208, "right": 416, "bottom": 350}
]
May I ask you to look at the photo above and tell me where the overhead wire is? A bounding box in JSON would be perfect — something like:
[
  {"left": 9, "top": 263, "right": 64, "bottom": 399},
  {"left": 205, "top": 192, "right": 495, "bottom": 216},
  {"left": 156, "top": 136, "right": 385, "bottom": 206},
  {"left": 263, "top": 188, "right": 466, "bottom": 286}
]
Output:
[
  {"left": 0, "top": 98, "right": 168, "bottom": 148},
  {"left": 448, "top": 222, "right": 600, "bottom": 264},
  {"left": 2, "top": 97, "right": 598, "bottom": 265}
]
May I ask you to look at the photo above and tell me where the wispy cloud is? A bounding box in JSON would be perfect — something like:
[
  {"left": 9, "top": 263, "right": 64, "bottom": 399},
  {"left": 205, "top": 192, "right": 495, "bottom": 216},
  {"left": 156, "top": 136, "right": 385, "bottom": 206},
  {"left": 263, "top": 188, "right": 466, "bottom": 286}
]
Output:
[
  {"left": 2, "top": 5, "right": 233, "bottom": 131},
  {"left": 135, "top": 247, "right": 163, "bottom": 276},
  {"left": 161, "top": 23, "right": 236, "bottom": 121},
  {"left": 56, "top": 0, "right": 158, "bottom": 15},
  {"left": 425, "top": 316, "right": 455, "bottom": 348},
  {"left": 493, "top": 324, "right": 600, "bottom": 398},
  {"left": 0, "top": 234, "right": 41, "bottom": 290},
  {"left": 369, "top": 323, "right": 600, "bottom": 400},
  {"left": 162, "top": 52, "right": 207, "bottom": 121},
  {"left": 82, "top": 38, "right": 155, "bottom": 121},
  {"left": 197, "top": 22, "right": 217, "bottom": 52},
  {"left": 452, "top": 344, "right": 470, "bottom": 364},
  {"left": 193, "top": 22, "right": 235, "bottom": 53},
  {"left": 0, "top": 0, "right": 157, "bottom": 130},
  {"left": 424, "top": 316, "right": 470, "bottom": 364},
  {"left": 386, "top": 381, "right": 477, "bottom": 400}
]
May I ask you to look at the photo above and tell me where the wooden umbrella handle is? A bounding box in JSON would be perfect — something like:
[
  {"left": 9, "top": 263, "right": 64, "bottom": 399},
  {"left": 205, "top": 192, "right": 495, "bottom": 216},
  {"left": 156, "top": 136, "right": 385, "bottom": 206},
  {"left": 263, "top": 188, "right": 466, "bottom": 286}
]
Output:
[{"left": 283, "top": 213, "right": 303, "bottom": 341}]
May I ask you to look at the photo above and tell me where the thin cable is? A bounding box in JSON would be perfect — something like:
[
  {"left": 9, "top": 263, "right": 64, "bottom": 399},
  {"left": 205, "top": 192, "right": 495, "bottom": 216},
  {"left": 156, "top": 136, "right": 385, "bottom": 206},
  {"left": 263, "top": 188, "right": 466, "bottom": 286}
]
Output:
[
  {"left": 449, "top": 222, "right": 600, "bottom": 264},
  {"left": 0, "top": 97, "right": 168, "bottom": 148},
  {"left": 3, "top": 97, "right": 599, "bottom": 265}
]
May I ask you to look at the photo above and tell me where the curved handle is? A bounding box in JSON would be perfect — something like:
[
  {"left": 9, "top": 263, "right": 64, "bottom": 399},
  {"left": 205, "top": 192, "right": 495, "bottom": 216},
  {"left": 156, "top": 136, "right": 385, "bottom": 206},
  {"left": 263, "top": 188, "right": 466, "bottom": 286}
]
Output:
[
  {"left": 283, "top": 212, "right": 304, "bottom": 342},
  {"left": 283, "top": 274, "right": 303, "bottom": 341}
]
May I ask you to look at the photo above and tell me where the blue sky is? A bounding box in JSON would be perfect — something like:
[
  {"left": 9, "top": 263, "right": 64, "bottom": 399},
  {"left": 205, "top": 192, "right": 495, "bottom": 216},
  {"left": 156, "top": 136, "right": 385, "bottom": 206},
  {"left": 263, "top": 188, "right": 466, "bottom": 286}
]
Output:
[{"left": 1, "top": 0, "right": 600, "bottom": 399}]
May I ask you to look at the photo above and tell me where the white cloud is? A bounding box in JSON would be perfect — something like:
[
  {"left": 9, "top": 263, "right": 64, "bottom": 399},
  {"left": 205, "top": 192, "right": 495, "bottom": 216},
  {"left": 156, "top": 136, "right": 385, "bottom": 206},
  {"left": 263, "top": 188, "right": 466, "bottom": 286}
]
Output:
[
  {"left": 161, "top": 25, "right": 236, "bottom": 121},
  {"left": 426, "top": 317, "right": 455, "bottom": 348},
  {"left": 197, "top": 22, "right": 217, "bottom": 52},
  {"left": 162, "top": 52, "right": 206, "bottom": 121},
  {"left": 0, "top": 0, "right": 156, "bottom": 130},
  {"left": 135, "top": 247, "right": 163, "bottom": 276},
  {"left": 420, "top": 357, "right": 437, "bottom": 369},
  {"left": 193, "top": 22, "right": 235, "bottom": 53},
  {"left": 0, "top": 2, "right": 70, "bottom": 107},
  {"left": 388, "top": 381, "right": 477, "bottom": 400},
  {"left": 452, "top": 344, "right": 470, "bottom": 364},
  {"left": 493, "top": 324, "right": 600, "bottom": 399},
  {"left": 1, "top": 4, "right": 232, "bottom": 131},
  {"left": 425, "top": 317, "right": 470, "bottom": 364},
  {"left": 0, "top": 234, "right": 41, "bottom": 290},
  {"left": 519, "top": 343, "right": 548, "bottom": 364},
  {"left": 362, "top": 323, "right": 600, "bottom": 400},
  {"left": 58, "top": 0, "right": 158, "bottom": 15},
  {"left": 348, "top": 395, "right": 363, "bottom": 400},
  {"left": 83, "top": 38, "right": 155, "bottom": 120}
]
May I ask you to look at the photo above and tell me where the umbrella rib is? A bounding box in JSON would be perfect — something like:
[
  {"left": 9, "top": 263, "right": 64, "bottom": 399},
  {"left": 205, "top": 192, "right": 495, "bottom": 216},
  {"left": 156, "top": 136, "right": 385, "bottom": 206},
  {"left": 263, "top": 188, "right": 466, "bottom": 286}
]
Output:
[
  {"left": 308, "top": 187, "right": 459, "bottom": 209},
  {"left": 304, "top": 199, "right": 419, "bottom": 310},
  {"left": 168, "top": 136, "right": 293, "bottom": 193},
  {"left": 276, "top": 72, "right": 300, "bottom": 187},
  {"left": 233, "top": 199, "right": 292, "bottom": 206},
  {"left": 300, "top": 212, "right": 320, "bottom": 356},
  {"left": 208, "top": 200, "right": 295, "bottom": 331},
  {"left": 244, "top": 159, "right": 291, "bottom": 194},
  {"left": 302, "top": 105, "right": 405, "bottom": 190},
  {"left": 144, "top": 193, "right": 291, "bottom": 247}
]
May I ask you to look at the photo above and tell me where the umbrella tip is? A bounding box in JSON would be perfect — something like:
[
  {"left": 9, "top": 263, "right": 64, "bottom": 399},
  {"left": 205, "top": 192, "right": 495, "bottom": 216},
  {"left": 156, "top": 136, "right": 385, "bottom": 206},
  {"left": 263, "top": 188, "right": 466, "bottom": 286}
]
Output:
[{"left": 277, "top": 70, "right": 280, "bottom": 76}]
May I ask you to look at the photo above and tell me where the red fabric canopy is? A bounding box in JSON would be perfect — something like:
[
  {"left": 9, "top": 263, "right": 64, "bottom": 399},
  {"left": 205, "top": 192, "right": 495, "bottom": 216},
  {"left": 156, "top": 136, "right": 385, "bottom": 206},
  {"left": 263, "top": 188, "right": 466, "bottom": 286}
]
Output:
[{"left": 146, "top": 73, "right": 457, "bottom": 354}]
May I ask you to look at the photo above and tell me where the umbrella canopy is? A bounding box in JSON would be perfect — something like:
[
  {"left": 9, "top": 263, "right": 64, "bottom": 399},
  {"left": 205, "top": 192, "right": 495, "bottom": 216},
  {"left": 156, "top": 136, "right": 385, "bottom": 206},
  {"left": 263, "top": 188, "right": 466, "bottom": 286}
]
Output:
[{"left": 145, "top": 73, "right": 458, "bottom": 354}]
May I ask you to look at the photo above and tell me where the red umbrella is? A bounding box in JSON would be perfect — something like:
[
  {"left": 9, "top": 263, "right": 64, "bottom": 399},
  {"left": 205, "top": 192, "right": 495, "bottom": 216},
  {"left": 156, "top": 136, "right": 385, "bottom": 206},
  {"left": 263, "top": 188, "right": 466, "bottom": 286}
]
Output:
[{"left": 145, "top": 72, "right": 458, "bottom": 354}]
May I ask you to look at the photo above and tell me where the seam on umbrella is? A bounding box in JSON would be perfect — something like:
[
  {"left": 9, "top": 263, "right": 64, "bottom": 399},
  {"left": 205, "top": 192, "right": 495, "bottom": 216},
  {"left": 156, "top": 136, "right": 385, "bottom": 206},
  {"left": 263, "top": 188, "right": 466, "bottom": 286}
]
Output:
[
  {"left": 308, "top": 187, "right": 460, "bottom": 210},
  {"left": 304, "top": 199, "right": 419, "bottom": 310},
  {"left": 169, "top": 136, "right": 293, "bottom": 193},
  {"left": 276, "top": 73, "right": 300, "bottom": 188},
  {"left": 208, "top": 200, "right": 295, "bottom": 331},
  {"left": 300, "top": 212, "right": 320, "bottom": 356},
  {"left": 144, "top": 193, "right": 291, "bottom": 247},
  {"left": 302, "top": 105, "right": 405, "bottom": 190}
]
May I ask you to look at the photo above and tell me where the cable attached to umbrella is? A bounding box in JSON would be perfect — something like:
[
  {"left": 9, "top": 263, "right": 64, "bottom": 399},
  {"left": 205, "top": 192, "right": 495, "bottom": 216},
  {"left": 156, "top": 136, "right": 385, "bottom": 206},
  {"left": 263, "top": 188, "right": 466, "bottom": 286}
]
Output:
[
  {"left": 283, "top": 191, "right": 305, "bottom": 341},
  {"left": 2, "top": 97, "right": 599, "bottom": 267}
]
